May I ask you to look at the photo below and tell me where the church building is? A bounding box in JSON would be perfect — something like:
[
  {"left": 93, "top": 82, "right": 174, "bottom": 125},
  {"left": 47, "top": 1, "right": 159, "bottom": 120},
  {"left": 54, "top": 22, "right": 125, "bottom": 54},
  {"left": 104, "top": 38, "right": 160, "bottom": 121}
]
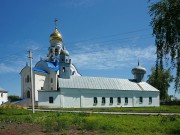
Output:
[{"left": 20, "top": 22, "right": 160, "bottom": 108}]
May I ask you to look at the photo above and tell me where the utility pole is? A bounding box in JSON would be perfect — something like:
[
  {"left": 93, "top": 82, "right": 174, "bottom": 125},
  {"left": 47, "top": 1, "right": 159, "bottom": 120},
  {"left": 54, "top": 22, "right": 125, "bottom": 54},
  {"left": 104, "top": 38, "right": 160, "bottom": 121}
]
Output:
[{"left": 28, "top": 50, "right": 35, "bottom": 113}]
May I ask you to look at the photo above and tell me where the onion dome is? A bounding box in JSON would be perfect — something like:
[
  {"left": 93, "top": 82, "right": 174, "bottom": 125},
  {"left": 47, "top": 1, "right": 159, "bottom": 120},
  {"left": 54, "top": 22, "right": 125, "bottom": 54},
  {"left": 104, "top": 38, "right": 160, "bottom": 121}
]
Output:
[
  {"left": 131, "top": 61, "right": 146, "bottom": 82},
  {"left": 50, "top": 28, "right": 63, "bottom": 41},
  {"left": 131, "top": 65, "right": 146, "bottom": 75}
]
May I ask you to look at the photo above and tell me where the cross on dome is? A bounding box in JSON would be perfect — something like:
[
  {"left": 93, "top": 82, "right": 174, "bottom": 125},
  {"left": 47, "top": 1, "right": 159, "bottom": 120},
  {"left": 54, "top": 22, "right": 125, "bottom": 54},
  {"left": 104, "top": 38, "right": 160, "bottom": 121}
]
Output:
[{"left": 54, "top": 18, "right": 58, "bottom": 29}]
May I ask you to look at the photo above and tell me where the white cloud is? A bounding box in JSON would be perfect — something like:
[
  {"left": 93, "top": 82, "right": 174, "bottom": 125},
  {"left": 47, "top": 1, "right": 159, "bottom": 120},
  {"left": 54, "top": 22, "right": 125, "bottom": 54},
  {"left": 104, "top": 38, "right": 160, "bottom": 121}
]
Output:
[
  {"left": 0, "top": 39, "right": 156, "bottom": 73},
  {"left": 71, "top": 44, "right": 156, "bottom": 70},
  {"left": 0, "top": 40, "right": 46, "bottom": 74},
  {"left": 0, "top": 63, "right": 18, "bottom": 73}
]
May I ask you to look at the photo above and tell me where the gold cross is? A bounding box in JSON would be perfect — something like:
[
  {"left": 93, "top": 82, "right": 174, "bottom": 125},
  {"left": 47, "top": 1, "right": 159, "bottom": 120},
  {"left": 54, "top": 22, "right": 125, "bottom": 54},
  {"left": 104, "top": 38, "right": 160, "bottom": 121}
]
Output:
[{"left": 54, "top": 18, "right": 58, "bottom": 28}]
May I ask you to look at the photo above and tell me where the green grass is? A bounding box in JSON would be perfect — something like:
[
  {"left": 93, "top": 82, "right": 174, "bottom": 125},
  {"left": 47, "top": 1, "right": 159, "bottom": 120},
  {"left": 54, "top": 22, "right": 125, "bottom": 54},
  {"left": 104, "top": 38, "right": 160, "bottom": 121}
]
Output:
[
  {"left": 38, "top": 105, "right": 180, "bottom": 113},
  {"left": 0, "top": 105, "right": 180, "bottom": 134}
]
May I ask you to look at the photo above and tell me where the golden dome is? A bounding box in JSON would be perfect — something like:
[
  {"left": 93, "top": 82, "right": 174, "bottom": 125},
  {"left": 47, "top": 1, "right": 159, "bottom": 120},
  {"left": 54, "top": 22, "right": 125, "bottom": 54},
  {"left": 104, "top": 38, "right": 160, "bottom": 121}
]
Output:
[{"left": 50, "top": 28, "right": 63, "bottom": 41}]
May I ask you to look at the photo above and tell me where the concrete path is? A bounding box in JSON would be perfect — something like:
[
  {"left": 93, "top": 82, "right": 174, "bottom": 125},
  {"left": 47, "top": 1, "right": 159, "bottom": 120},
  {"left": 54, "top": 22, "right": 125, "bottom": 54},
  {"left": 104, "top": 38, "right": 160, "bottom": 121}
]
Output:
[{"left": 34, "top": 109, "right": 180, "bottom": 116}]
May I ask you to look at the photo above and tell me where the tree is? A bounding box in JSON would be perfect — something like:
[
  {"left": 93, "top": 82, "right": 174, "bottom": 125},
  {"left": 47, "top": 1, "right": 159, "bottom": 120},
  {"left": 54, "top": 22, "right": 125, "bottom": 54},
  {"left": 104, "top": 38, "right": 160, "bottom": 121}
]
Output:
[
  {"left": 8, "top": 95, "right": 22, "bottom": 102},
  {"left": 147, "top": 67, "right": 173, "bottom": 100},
  {"left": 149, "top": 0, "right": 180, "bottom": 93}
]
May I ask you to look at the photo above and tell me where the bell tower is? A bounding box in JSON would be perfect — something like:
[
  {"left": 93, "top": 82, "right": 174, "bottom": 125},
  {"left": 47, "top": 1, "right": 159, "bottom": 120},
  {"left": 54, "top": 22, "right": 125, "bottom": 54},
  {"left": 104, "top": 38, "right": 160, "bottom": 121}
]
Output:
[
  {"left": 47, "top": 19, "right": 63, "bottom": 61},
  {"left": 59, "top": 47, "right": 71, "bottom": 79}
]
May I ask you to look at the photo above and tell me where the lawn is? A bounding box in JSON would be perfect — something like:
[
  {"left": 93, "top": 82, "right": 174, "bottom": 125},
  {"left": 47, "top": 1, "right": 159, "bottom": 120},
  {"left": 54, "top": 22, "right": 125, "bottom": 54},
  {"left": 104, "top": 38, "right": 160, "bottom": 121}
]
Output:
[{"left": 0, "top": 104, "right": 180, "bottom": 135}]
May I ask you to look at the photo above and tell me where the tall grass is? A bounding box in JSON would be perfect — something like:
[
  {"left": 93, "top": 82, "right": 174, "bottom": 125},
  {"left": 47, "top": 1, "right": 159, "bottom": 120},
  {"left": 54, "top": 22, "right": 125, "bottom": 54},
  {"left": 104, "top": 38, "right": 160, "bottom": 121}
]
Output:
[{"left": 0, "top": 105, "right": 180, "bottom": 134}]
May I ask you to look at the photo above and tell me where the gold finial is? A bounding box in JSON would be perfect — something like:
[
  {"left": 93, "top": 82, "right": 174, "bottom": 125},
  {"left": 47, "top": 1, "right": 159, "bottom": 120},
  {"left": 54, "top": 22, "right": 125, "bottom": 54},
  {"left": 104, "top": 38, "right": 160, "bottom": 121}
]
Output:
[{"left": 50, "top": 19, "right": 63, "bottom": 41}]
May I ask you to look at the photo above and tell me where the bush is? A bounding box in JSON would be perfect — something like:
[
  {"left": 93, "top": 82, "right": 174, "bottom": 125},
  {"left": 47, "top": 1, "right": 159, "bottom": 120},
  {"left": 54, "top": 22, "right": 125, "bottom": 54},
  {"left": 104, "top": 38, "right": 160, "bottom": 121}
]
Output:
[{"left": 8, "top": 95, "right": 22, "bottom": 102}]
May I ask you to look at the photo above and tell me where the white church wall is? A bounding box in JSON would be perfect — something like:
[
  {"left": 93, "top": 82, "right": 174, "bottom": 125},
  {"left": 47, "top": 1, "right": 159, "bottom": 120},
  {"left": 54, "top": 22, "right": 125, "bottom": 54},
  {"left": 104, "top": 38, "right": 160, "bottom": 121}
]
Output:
[
  {"left": 34, "top": 72, "right": 48, "bottom": 101},
  {"left": 132, "top": 91, "right": 160, "bottom": 107},
  {"left": 38, "top": 91, "right": 60, "bottom": 107},
  {"left": 60, "top": 89, "right": 78, "bottom": 108},
  {"left": 60, "top": 88, "right": 159, "bottom": 108},
  {"left": 20, "top": 67, "right": 32, "bottom": 99},
  {"left": 0, "top": 92, "right": 8, "bottom": 105},
  {"left": 49, "top": 69, "right": 57, "bottom": 90},
  {"left": 38, "top": 88, "right": 159, "bottom": 108}
]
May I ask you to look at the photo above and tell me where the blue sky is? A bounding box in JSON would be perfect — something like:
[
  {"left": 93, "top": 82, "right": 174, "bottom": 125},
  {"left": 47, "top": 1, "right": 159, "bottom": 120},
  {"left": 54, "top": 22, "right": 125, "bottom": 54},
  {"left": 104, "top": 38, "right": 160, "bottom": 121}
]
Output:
[{"left": 0, "top": 0, "right": 179, "bottom": 98}]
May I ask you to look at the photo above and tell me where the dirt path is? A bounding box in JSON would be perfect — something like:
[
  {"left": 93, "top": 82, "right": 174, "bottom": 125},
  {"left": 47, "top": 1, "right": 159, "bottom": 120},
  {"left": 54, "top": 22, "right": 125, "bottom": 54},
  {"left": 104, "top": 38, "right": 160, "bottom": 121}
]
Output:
[{"left": 0, "top": 122, "right": 99, "bottom": 135}]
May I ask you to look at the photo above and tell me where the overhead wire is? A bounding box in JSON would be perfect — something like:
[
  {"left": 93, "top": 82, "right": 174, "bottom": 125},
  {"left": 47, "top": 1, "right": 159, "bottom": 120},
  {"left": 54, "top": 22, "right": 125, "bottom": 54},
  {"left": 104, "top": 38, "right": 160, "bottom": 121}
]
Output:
[
  {"left": 0, "top": 27, "right": 153, "bottom": 64},
  {"left": 63, "top": 28, "right": 151, "bottom": 45}
]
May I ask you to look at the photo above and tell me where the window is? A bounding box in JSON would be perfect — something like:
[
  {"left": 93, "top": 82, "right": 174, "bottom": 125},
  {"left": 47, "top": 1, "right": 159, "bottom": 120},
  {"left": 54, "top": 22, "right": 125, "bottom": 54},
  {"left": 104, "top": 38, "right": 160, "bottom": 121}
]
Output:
[
  {"left": 49, "top": 97, "right": 53, "bottom": 103},
  {"left": 102, "top": 97, "right": 106, "bottom": 104},
  {"left": 27, "top": 91, "right": 30, "bottom": 98},
  {"left": 27, "top": 75, "right": 30, "bottom": 83},
  {"left": 51, "top": 87, "right": 53, "bottom": 90},
  {"left": 55, "top": 48, "right": 58, "bottom": 52},
  {"left": 1, "top": 93, "right": 3, "bottom": 97},
  {"left": 149, "top": 97, "right": 152, "bottom": 104},
  {"left": 110, "top": 97, "right": 113, "bottom": 104},
  {"left": 94, "top": 97, "right": 97, "bottom": 104},
  {"left": 62, "top": 67, "right": 65, "bottom": 73},
  {"left": 139, "top": 97, "right": 143, "bottom": 104},
  {"left": 41, "top": 87, "right": 43, "bottom": 90},
  {"left": 125, "top": 97, "right": 128, "bottom": 104},
  {"left": 50, "top": 78, "right": 53, "bottom": 83},
  {"left": 117, "top": 97, "right": 121, "bottom": 104}
]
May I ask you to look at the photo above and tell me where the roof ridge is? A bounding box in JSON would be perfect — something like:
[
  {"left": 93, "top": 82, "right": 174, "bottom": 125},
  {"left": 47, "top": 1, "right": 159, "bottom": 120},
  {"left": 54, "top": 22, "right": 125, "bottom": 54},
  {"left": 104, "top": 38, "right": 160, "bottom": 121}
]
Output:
[{"left": 137, "top": 83, "right": 144, "bottom": 90}]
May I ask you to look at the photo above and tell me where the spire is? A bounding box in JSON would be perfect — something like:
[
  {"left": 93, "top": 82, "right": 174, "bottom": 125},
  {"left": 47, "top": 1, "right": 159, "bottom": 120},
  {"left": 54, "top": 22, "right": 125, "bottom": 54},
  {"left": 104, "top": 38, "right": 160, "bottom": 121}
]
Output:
[{"left": 138, "top": 59, "right": 139, "bottom": 66}]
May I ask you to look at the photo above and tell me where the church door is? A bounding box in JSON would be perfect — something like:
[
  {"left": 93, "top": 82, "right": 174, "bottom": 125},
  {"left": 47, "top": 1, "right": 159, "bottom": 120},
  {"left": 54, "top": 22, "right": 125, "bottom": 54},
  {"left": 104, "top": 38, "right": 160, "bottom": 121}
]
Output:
[{"left": 27, "top": 91, "right": 30, "bottom": 98}]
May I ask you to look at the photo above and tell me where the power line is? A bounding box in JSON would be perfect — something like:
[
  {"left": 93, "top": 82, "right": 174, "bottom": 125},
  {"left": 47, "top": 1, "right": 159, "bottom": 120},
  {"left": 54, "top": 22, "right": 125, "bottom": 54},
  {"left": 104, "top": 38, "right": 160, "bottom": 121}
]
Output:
[{"left": 63, "top": 28, "right": 151, "bottom": 45}]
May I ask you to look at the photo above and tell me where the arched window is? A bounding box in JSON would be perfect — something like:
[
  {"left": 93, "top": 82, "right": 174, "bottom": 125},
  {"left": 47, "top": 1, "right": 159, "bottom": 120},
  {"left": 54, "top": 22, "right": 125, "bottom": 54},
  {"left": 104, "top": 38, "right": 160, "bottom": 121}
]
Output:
[
  {"left": 50, "top": 48, "right": 53, "bottom": 53},
  {"left": 27, "top": 91, "right": 30, "bottom": 98},
  {"left": 117, "top": 97, "right": 121, "bottom": 104},
  {"left": 51, "top": 78, "right": 53, "bottom": 83},
  {"left": 49, "top": 97, "right": 53, "bottom": 103},
  {"left": 110, "top": 97, "right": 113, "bottom": 104},
  {"left": 149, "top": 97, "right": 152, "bottom": 104},
  {"left": 125, "top": 97, "right": 128, "bottom": 104},
  {"left": 102, "top": 97, "right": 105, "bottom": 104},
  {"left": 94, "top": 97, "right": 97, "bottom": 104},
  {"left": 139, "top": 97, "right": 143, "bottom": 103},
  {"left": 55, "top": 48, "right": 58, "bottom": 53},
  {"left": 62, "top": 67, "right": 65, "bottom": 73},
  {"left": 27, "top": 75, "right": 30, "bottom": 83}
]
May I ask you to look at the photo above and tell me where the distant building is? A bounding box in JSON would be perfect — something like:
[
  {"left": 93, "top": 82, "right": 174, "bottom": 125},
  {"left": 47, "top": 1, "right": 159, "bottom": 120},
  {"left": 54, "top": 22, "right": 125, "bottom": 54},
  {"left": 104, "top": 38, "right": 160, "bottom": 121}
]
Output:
[
  {"left": 20, "top": 21, "right": 160, "bottom": 108},
  {"left": 0, "top": 87, "right": 8, "bottom": 105}
]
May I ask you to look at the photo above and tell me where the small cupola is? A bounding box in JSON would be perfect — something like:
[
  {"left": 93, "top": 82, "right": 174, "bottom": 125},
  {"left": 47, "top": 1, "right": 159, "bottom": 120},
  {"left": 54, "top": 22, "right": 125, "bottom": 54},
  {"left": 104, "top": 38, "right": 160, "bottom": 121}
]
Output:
[{"left": 131, "top": 61, "right": 146, "bottom": 82}]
